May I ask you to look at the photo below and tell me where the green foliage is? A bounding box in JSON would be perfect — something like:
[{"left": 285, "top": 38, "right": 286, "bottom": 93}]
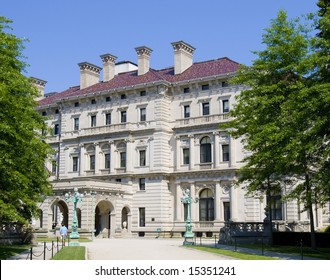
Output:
[
  {"left": 0, "top": 16, "right": 53, "bottom": 225},
  {"left": 221, "top": 7, "right": 330, "bottom": 249}
]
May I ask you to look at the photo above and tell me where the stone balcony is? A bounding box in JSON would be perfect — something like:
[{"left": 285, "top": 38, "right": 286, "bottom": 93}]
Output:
[
  {"left": 174, "top": 114, "right": 231, "bottom": 128},
  {"left": 61, "top": 121, "right": 155, "bottom": 139}
]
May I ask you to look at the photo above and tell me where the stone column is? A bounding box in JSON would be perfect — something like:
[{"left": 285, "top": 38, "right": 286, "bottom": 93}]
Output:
[
  {"left": 188, "top": 134, "right": 195, "bottom": 170},
  {"left": 79, "top": 144, "right": 85, "bottom": 176},
  {"left": 230, "top": 184, "right": 238, "bottom": 221},
  {"left": 175, "top": 183, "right": 182, "bottom": 221},
  {"left": 213, "top": 132, "right": 220, "bottom": 168},
  {"left": 215, "top": 181, "right": 221, "bottom": 221},
  {"left": 94, "top": 142, "right": 100, "bottom": 174},
  {"left": 229, "top": 135, "right": 235, "bottom": 167},
  {"left": 175, "top": 136, "right": 180, "bottom": 170},
  {"left": 190, "top": 182, "right": 197, "bottom": 221},
  {"left": 110, "top": 141, "right": 115, "bottom": 173},
  {"left": 126, "top": 138, "right": 134, "bottom": 172}
]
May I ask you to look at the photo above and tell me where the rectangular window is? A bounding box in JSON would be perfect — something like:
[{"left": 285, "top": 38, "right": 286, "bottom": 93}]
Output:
[
  {"left": 139, "top": 178, "right": 145, "bottom": 190},
  {"left": 121, "top": 111, "right": 127, "bottom": 123},
  {"left": 104, "top": 153, "right": 110, "bottom": 169},
  {"left": 222, "top": 99, "right": 229, "bottom": 113},
  {"left": 74, "top": 117, "right": 79, "bottom": 130},
  {"left": 183, "top": 148, "right": 190, "bottom": 165},
  {"left": 223, "top": 202, "right": 231, "bottom": 221},
  {"left": 52, "top": 160, "right": 57, "bottom": 174},
  {"left": 183, "top": 87, "right": 190, "bottom": 93},
  {"left": 121, "top": 94, "right": 126, "bottom": 99},
  {"left": 54, "top": 124, "right": 59, "bottom": 135},
  {"left": 72, "top": 156, "right": 78, "bottom": 172},
  {"left": 90, "top": 155, "right": 95, "bottom": 170},
  {"left": 184, "top": 105, "right": 190, "bottom": 118},
  {"left": 91, "top": 99, "right": 96, "bottom": 104},
  {"left": 202, "top": 84, "right": 209, "bottom": 91},
  {"left": 105, "top": 96, "right": 111, "bottom": 102},
  {"left": 139, "top": 150, "right": 146, "bottom": 166},
  {"left": 139, "top": 208, "right": 145, "bottom": 227},
  {"left": 74, "top": 102, "right": 79, "bottom": 107},
  {"left": 105, "top": 113, "right": 111, "bottom": 125},
  {"left": 120, "top": 152, "right": 126, "bottom": 168},
  {"left": 140, "top": 108, "right": 146, "bottom": 122},
  {"left": 202, "top": 102, "right": 210, "bottom": 116},
  {"left": 140, "top": 90, "right": 146, "bottom": 96},
  {"left": 222, "top": 145, "right": 230, "bottom": 162},
  {"left": 91, "top": 115, "right": 96, "bottom": 127}
]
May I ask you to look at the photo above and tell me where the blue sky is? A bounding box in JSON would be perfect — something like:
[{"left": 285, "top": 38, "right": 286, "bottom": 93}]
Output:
[{"left": 2, "top": 0, "right": 318, "bottom": 93}]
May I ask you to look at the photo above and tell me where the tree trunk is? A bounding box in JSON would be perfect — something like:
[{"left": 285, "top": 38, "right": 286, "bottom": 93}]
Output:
[
  {"left": 306, "top": 173, "right": 317, "bottom": 250},
  {"left": 266, "top": 181, "right": 273, "bottom": 247}
]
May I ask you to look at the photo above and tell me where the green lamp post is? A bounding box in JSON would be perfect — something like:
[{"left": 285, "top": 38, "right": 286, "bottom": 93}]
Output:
[
  {"left": 181, "top": 189, "right": 198, "bottom": 245},
  {"left": 65, "top": 187, "right": 83, "bottom": 241}
]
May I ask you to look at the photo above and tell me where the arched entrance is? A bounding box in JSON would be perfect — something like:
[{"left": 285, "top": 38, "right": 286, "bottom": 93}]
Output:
[
  {"left": 95, "top": 200, "right": 114, "bottom": 238},
  {"left": 50, "top": 199, "right": 68, "bottom": 229}
]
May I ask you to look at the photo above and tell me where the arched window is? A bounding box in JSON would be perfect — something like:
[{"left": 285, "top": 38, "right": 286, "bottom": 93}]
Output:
[
  {"left": 200, "top": 136, "right": 211, "bottom": 163},
  {"left": 199, "top": 188, "right": 214, "bottom": 221}
]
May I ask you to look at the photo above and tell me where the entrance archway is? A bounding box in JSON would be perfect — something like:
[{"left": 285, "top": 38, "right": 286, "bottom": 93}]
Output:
[
  {"left": 95, "top": 200, "right": 114, "bottom": 238},
  {"left": 50, "top": 200, "right": 68, "bottom": 229}
]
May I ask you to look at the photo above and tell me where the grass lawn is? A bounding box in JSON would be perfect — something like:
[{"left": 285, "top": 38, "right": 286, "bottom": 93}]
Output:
[
  {"left": 0, "top": 244, "right": 32, "bottom": 260},
  {"left": 234, "top": 243, "right": 330, "bottom": 260},
  {"left": 187, "top": 245, "right": 279, "bottom": 260},
  {"left": 36, "top": 237, "right": 91, "bottom": 243},
  {"left": 52, "top": 246, "right": 85, "bottom": 260}
]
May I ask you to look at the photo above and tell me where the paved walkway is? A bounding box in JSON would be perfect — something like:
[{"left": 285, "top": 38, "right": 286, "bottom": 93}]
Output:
[
  {"left": 8, "top": 237, "right": 322, "bottom": 260},
  {"left": 84, "top": 238, "right": 237, "bottom": 260}
]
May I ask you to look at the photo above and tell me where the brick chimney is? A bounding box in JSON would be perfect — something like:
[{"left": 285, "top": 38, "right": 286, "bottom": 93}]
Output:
[
  {"left": 135, "top": 46, "right": 152, "bottom": 76},
  {"left": 30, "top": 77, "right": 47, "bottom": 100},
  {"left": 78, "top": 62, "right": 102, "bottom": 89},
  {"left": 100, "top": 53, "right": 117, "bottom": 82},
  {"left": 171, "top": 41, "right": 195, "bottom": 74}
]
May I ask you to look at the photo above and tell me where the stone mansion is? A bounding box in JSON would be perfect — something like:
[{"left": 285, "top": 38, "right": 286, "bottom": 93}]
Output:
[{"left": 34, "top": 41, "right": 330, "bottom": 238}]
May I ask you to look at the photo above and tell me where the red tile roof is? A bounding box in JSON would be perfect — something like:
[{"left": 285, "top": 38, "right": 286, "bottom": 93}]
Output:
[{"left": 38, "top": 57, "right": 239, "bottom": 107}]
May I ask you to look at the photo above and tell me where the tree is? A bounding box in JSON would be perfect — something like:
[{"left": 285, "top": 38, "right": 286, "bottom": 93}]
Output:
[
  {"left": 221, "top": 10, "right": 323, "bottom": 249},
  {"left": 0, "top": 16, "right": 53, "bottom": 225}
]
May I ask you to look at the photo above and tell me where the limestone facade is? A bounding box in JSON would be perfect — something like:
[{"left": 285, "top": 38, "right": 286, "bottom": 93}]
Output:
[{"left": 35, "top": 41, "right": 330, "bottom": 238}]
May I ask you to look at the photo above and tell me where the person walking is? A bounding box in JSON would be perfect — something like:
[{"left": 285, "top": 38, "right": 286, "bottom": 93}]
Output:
[{"left": 59, "top": 224, "right": 68, "bottom": 246}]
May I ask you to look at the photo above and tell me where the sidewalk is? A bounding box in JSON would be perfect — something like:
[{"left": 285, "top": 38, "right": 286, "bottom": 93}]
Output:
[{"left": 7, "top": 237, "right": 322, "bottom": 260}]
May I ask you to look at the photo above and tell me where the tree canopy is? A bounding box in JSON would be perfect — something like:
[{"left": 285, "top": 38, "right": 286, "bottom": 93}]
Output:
[
  {"left": 221, "top": 5, "right": 330, "bottom": 249},
  {"left": 0, "top": 16, "right": 53, "bottom": 225}
]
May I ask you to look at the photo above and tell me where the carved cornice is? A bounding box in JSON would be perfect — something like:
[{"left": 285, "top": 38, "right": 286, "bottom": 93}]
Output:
[
  {"left": 78, "top": 62, "right": 102, "bottom": 74},
  {"left": 171, "top": 41, "right": 196, "bottom": 54},
  {"left": 100, "top": 53, "right": 117, "bottom": 64},
  {"left": 135, "top": 46, "right": 153, "bottom": 57}
]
